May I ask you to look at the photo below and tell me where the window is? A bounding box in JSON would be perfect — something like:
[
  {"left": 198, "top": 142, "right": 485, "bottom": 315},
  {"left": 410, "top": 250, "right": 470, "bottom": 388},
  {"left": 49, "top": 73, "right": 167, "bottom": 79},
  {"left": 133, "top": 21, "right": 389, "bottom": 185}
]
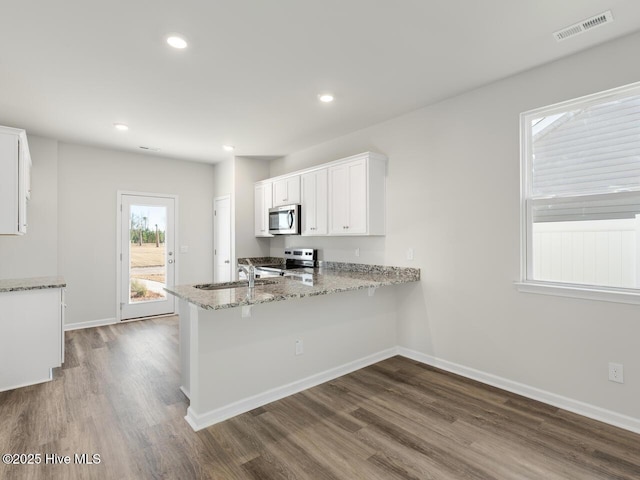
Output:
[{"left": 519, "top": 82, "right": 640, "bottom": 303}]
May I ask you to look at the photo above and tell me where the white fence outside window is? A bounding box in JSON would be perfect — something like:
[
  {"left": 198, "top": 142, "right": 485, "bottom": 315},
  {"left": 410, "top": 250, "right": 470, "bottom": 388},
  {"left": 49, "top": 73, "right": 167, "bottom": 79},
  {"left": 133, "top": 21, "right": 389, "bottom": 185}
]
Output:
[{"left": 532, "top": 217, "right": 639, "bottom": 288}]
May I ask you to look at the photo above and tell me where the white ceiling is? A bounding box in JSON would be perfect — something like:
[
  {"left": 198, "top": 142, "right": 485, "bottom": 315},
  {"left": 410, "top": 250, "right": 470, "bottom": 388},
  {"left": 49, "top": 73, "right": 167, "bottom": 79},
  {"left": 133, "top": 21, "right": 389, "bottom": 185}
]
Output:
[{"left": 1, "top": 1, "right": 640, "bottom": 164}]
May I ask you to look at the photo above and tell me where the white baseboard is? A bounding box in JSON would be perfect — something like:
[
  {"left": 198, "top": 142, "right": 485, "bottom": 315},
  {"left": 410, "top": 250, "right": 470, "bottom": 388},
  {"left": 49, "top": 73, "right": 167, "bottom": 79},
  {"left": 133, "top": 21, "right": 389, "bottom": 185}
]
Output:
[
  {"left": 397, "top": 347, "right": 640, "bottom": 435},
  {"left": 180, "top": 386, "right": 190, "bottom": 399},
  {"left": 64, "top": 317, "right": 117, "bottom": 331},
  {"left": 185, "top": 347, "right": 398, "bottom": 431}
]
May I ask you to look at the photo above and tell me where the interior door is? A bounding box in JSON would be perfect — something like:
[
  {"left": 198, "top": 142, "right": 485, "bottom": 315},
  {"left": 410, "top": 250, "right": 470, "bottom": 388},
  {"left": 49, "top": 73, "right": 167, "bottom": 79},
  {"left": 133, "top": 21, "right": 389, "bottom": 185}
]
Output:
[
  {"left": 214, "top": 195, "right": 232, "bottom": 282},
  {"left": 120, "top": 194, "right": 175, "bottom": 320}
]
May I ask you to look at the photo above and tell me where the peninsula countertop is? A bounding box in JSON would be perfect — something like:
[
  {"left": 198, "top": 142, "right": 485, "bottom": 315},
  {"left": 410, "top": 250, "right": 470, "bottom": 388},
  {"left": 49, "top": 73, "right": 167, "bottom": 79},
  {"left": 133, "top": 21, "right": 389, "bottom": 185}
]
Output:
[
  {"left": 0, "top": 276, "right": 67, "bottom": 293},
  {"left": 165, "top": 261, "right": 420, "bottom": 310}
]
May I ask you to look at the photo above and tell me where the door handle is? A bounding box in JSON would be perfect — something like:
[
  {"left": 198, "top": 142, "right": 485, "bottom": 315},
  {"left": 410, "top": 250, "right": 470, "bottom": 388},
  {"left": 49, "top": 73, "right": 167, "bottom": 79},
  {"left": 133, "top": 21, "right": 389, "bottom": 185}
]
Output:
[
  {"left": 168, "top": 259, "right": 174, "bottom": 264},
  {"left": 224, "top": 260, "right": 230, "bottom": 264}
]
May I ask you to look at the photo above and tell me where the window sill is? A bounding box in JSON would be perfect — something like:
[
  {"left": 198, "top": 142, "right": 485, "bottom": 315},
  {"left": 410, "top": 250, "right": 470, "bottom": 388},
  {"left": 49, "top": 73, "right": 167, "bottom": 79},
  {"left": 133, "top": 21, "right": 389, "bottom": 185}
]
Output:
[{"left": 515, "top": 281, "right": 640, "bottom": 305}]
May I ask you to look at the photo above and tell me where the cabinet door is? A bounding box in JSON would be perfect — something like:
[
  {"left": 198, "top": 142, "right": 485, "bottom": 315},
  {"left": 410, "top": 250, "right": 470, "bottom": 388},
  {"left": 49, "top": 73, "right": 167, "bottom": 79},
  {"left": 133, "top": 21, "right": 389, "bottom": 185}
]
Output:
[
  {"left": 0, "top": 133, "right": 20, "bottom": 234},
  {"left": 273, "top": 175, "right": 301, "bottom": 207},
  {"left": 329, "top": 159, "right": 368, "bottom": 235},
  {"left": 254, "top": 184, "right": 265, "bottom": 236},
  {"left": 328, "top": 164, "right": 349, "bottom": 234},
  {"left": 273, "top": 179, "right": 287, "bottom": 207},
  {"left": 17, "top": 138, "right": 29, "bottom": 233},
  {"left": 301, "top": 169, "right": 327, "bottom": 236},
  {"left": 254, "top": 183, "right": 273, "bottom": 237},
  {"left": 346, "top": 159, "right": 367, "bottom": 234},
  {"left": 286, "top": 175, "right": 301, "bottom": 204}
]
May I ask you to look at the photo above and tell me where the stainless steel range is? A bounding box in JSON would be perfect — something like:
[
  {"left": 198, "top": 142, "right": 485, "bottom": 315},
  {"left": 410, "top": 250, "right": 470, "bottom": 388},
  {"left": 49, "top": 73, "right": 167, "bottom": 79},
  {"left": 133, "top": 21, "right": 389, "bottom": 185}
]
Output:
[
  {"left": 282, "top": 248, "right": 317, "bottom": 269},
  {"left": 255, "top": 248, "right": 317, "bottom": 278}
]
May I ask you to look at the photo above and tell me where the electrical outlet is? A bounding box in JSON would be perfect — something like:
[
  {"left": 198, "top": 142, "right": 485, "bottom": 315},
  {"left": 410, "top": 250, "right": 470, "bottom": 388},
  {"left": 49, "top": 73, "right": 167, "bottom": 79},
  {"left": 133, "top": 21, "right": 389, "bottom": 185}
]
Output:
[
  {"left": 406, "top": 248, "right": 414, "bottom": 261},
  {"left": 608, "top": 362, "right": 624, "bottom": 384},
  {"left": 355, "top": 248, "right": 360, "bottom": 257},
  {"left": 295, "top": 339, "right": 304, "bottom": 356}
]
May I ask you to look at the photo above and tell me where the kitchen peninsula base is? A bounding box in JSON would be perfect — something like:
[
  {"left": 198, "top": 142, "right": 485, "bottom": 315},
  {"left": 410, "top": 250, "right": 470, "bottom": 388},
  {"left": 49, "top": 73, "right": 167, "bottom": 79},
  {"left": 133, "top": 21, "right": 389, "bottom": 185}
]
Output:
[{"left": 178, "top": 286, "right": 400, "bottom": 431}]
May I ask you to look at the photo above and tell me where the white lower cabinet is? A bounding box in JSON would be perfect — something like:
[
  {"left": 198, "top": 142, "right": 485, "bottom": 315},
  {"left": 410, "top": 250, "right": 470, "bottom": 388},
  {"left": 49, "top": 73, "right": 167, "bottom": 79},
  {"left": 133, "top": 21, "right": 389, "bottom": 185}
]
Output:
[
  {"left": 0, "top": 288, "right": 64, "bottom": 392},
  {"left": 301, "top": 168, "right": 328, "bottom": 235}
]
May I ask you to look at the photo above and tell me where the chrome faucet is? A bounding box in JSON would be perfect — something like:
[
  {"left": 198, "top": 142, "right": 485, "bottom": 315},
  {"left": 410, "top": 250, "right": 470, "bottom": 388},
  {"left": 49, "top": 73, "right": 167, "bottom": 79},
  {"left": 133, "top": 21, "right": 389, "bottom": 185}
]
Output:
[{"left": 238, "top": 264, "right": 256, "bottom": 288}]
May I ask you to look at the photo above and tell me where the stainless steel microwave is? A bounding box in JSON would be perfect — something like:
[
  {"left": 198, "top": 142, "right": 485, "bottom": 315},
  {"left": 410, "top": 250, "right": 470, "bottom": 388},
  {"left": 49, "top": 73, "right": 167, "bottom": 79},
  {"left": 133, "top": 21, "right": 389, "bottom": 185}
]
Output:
[{"left": 269, "top": 204, "right": 301, "bottom": 235}]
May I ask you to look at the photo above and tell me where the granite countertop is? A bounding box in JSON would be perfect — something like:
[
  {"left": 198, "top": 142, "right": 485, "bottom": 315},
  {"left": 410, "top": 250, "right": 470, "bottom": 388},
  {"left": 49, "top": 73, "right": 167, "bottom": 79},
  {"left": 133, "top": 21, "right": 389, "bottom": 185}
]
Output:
[
  {"left": 165, "top": 261, "right": 420, "bottom": 310},
  {"left": 237, "top": 257, "right": 284, "bottom": 267},
  {"left": 0, "top": 276, "right": 67, "bottom": 293}
]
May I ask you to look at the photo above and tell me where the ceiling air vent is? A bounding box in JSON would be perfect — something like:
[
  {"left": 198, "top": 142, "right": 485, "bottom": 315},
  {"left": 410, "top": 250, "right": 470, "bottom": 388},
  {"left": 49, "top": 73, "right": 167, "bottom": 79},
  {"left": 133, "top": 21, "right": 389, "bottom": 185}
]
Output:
[{"left": 553, "top": 10, "right": 613, "bottom": 42}]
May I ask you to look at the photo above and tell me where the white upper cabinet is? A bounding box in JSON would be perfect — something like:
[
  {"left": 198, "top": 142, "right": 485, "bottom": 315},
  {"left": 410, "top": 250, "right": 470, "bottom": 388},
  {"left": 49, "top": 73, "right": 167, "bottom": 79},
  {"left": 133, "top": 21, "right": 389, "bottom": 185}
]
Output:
[
  {"left": 254, "top": 181, "right": 273, "bottom": 237},
  {"left": 272, "top": 175, "right": 300, "bottom": 207},
  {"left": 254, "top": 152, "right": 386, "bottom": 238},
  {"left": 0, "top": 126, "right": 31, "bottom": 235},
  {"left": 329, "top": 159, "right": 366, "bottom": 235},
  {"left": 328, "top": 153, "right": 386, "bottom": 236},
  {"left": 301, "top": 168, "right": 328, "bottom": 236}
]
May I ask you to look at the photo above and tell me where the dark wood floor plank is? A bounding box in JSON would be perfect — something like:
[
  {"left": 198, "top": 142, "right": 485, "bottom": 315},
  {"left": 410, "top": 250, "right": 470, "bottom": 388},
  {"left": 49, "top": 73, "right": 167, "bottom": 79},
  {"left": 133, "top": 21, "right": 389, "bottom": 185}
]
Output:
[
  {"left": 261, "top": 409, "right": 382, "bottom": 480},
  {"left": 355, "top": 426, "right": 459, "bottom": 480},
  {"left": 351, "top": 407, "right": 500, "bottom": 480},
  {"left": 241, "top": 454, "right": 292, "bottom": 480},
  {"left": 259, "top": 418, "right": 371, "bottom": 480},
  {"left": 1, "top": 319, "right": 639, "bottom": 480}
]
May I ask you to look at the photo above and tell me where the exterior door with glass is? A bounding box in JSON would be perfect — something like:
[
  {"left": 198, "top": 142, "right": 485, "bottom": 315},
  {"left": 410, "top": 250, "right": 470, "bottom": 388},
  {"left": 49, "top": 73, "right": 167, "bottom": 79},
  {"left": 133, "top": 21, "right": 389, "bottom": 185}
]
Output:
[{"left": 120, "top": 194, "right": 176, "bottom": 320}]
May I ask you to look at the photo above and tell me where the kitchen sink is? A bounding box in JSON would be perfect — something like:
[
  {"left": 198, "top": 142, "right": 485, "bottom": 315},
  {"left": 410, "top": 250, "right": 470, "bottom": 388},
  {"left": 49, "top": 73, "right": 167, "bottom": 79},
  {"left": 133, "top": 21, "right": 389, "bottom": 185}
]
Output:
[{"left": 193, "top": 279, "right": 278, "bottom": 290}]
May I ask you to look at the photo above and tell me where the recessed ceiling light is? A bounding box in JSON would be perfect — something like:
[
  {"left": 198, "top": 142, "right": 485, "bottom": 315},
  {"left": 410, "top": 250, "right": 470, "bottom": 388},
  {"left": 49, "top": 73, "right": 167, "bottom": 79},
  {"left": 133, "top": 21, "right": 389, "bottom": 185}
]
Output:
[
  {"left": 167, "top": 35, "right": 188, "bottom": 49},
  {"left": 223, "top": 145, "right": 235, "bottom": 152},
  {"left": 319, "top": 93, "right": 334, "bottom": 103},
  {"left": 113, "top": 123, "right": 129, "bottom": 131}
]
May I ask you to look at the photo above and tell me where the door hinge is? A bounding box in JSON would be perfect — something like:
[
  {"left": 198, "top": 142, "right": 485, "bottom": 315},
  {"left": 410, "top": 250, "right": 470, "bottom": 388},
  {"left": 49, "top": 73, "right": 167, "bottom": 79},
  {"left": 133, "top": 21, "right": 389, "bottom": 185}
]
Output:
[
  {"left": 214, "top": 249, "right": 217, "bottom": 255},
  {"left": 120, "top": 253, "right": 122, "bottom": 261},
  {"left": 120, "top": 302, "right": 124, "bottom": 310},
  {"left": 214, "top": 210, "right": 217, "bottom": 216},
  {"left": 120, "top": 204, "right": 122, "bottom": 212}
]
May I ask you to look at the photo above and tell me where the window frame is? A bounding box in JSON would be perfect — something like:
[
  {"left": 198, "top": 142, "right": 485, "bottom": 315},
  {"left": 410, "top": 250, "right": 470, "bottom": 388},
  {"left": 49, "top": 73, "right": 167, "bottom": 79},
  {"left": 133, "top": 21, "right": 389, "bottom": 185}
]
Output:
[{"left": 517, "top": 81, "right": 640, "bottom": 304}]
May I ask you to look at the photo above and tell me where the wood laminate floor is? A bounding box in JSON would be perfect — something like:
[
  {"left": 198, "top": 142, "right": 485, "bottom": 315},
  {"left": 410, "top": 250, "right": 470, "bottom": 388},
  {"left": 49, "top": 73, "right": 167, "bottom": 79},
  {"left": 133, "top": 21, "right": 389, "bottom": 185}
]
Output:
[{"left": 0, "top": 316, "right": 639, "bottom": 479}]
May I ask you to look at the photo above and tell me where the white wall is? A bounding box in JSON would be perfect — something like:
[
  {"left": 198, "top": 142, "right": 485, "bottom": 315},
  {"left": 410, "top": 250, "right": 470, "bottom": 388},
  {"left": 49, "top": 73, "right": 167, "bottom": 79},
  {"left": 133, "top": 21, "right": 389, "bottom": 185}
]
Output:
[
  {"left": 233, "top": 156, "right": 271, "bottom": 259},
  {"left": 212, "top": 157, "right": 233, "bottom": 199},
  {"left": 57, "top": 143, "right": 215, "bottom": 326},
  {"left": 0, "top": 134, "right": 58, "bottom": 279},
  {"left": 268, "top": 31, "right": 640, "bottom": 421}
]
